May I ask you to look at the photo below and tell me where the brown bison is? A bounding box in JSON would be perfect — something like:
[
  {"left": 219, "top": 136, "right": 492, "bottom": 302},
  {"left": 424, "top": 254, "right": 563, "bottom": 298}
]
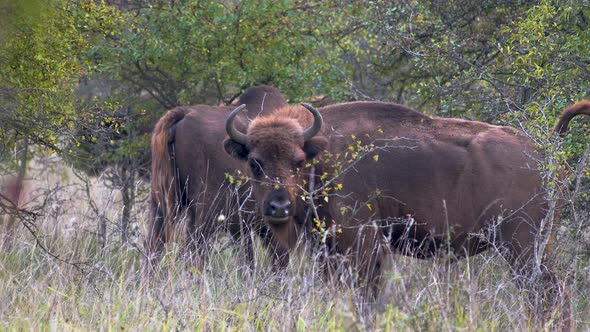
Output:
[
  {"left": 147, "top": 85, "right": 290, "bottom": 269},
  {"left": 223, "top": 100, "right": 590, "bottom": 297}
]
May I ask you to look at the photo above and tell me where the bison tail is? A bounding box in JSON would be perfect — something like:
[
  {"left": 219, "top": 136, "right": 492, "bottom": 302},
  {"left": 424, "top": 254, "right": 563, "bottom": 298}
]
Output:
[
  {"left": 148, "top": 107, "right": 189, "bottom": 252},
  {"left": 554, "top": 100, "right": 590, "bottom": 136}
]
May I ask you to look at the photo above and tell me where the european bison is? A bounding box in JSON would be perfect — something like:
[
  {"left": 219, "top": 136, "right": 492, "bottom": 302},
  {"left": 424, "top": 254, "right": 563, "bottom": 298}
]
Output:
[
  {"left": 223, "top": 100, "right": 590, "bottom": 297},
  {"left": 147, "top": 85, "right": 290, "bottom": 269}
]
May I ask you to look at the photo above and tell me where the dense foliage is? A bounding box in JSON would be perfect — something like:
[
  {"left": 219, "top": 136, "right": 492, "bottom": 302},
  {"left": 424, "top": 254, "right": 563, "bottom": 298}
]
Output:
[
  {"left": 3, "top": 0, "right": 588, "bottom": 171},
  {"left": 0, "top": 0, "right": 87, "bottom": 164},
  {"left": 0, "top": 1, "right": 589, "bottom": 329}
]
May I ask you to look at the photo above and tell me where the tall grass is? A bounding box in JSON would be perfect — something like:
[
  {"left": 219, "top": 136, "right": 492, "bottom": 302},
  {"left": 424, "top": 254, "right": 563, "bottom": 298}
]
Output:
[{"left": 1, "top": 165, "right": 589, "bottom": 331}]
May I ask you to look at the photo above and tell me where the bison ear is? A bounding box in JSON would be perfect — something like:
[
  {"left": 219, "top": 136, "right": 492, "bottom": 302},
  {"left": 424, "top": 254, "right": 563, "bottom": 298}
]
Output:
[
  {"left": 224, "top": 138, "right": 249, "bottom": 160},
  {"left": 303, "top": 136, "right": 328, "bottom": 159}
]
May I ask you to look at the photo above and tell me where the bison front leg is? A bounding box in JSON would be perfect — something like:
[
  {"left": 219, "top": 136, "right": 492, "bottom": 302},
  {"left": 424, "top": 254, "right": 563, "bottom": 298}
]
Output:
[
  {"left": 225, "top": 211, "right": 259, "bottom": 271},
  {"left": 260, "top": 229, "right": 290, "bottom": 271},
  {"left": 352, "top": 224, "right": 387, "bottom": 303},
  {"left": 184, "top": 205, "right": 213, "bottom": 267},
  {"left": 322, "top": 223, "right": 386, "bottom": 303},
  {"left": 229, "top": 214, "right": 289, "bottom": 272}
]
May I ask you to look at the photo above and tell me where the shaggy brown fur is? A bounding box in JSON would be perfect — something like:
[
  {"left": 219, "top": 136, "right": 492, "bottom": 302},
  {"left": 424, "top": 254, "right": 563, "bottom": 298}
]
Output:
[{"left": 148, "top": 107, "right": 191, "bottom": 253}]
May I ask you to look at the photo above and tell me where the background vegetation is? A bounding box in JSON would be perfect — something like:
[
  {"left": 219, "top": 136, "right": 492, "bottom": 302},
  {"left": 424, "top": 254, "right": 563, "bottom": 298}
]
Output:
[{"left": 1, "top": 0, "right": 589, "bottom": 330}]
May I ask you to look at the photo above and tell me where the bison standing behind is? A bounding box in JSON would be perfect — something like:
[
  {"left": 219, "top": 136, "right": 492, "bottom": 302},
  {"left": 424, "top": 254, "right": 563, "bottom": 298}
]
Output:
[
  {"left": 147, "top": 85, "right": 290, "bottom": 271},
  {"left": 223, "top": 100, "right": 590, "bottom": 304}
]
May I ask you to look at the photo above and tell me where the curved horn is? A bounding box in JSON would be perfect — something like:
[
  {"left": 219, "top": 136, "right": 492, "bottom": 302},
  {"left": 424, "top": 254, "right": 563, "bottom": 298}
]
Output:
[
  {"left": 300, "top": 103, "right": 323, "bottom": 141},
  {"left": 225, "top": 104, "right": 248, "bottom": 145}
]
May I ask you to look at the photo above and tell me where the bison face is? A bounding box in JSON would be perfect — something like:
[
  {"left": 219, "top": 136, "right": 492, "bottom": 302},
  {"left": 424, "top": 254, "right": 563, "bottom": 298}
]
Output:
[{"left": 224, "top": 104, "right": 328, "bottom": 227}]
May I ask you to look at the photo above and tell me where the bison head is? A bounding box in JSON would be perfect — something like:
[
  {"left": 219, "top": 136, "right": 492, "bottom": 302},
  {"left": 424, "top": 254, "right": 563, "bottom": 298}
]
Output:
[{"left": 223, "top": 104, "right": 328, "bottom": 229}]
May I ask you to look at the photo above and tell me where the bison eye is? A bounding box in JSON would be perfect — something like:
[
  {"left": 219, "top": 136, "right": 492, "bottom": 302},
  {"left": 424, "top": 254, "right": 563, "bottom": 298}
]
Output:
[{"left": 249, "top": 158, "right": 264, "bottom": 177}]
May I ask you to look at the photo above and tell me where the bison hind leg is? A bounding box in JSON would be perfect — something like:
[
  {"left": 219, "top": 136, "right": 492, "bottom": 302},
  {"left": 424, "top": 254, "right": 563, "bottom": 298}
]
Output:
[
  {"left": 499, "top": 235, "right": 572, "bottom": 329},
  {"left": 143, "top": 199, "right": 167, "bottom": 276}
]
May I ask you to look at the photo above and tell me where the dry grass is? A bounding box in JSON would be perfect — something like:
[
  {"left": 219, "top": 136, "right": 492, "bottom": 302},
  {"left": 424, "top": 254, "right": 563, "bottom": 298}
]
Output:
[{"left": 1, "top": 162, "right": 589, "bottom": 331}]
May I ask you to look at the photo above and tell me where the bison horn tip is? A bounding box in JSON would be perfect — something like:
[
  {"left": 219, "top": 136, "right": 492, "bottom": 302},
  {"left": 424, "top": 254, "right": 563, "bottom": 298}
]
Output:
[
  {"left": 301, "top": 103, "right": 323, "bottom": 141},
  {"left": 225, "top": 104, "right": 249, "bottom": 145}
]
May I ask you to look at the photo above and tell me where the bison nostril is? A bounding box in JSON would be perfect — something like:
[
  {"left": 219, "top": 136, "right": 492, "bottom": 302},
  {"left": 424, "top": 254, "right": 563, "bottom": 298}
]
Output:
[{"left": 269, "top": 200, "right": 292, "bottom": 217}]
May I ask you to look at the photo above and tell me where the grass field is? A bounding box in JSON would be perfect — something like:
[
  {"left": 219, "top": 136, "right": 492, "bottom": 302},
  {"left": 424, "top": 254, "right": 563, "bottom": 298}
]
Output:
[{"left": 1, "top": 164, "right": 589, "bottom": 331}]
